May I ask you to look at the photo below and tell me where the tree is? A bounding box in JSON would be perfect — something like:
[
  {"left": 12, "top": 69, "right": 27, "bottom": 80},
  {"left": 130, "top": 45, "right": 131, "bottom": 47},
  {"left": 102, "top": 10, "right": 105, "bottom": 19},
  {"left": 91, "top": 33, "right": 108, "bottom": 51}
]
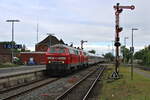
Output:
[
  {"left": 21, "top": 44, "right": 26, "bottom": 52},
  {"left": 20, "top": 44, "right": 31, "bottom": 52},
  {"left": 103, "top": 52, "right": 114, "bottom": 61},
  {"left": 134, "top": 45, "right": 150, "bottom": 65},
  {"left": 88, "top": 49, "right": 96, "bottom": 54},
  {"left": 134, "top": 49, "right": 144, "bottom": 60},
  {"left": 120, "top": 46, "right": 131, "bottom": 63}
]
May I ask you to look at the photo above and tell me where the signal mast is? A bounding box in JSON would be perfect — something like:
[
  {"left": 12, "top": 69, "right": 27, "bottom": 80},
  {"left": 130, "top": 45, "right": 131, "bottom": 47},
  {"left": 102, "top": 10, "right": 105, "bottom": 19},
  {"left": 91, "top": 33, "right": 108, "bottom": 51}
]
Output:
[{"left": 112, "top": 3, "right": 135, "bottom": 79}]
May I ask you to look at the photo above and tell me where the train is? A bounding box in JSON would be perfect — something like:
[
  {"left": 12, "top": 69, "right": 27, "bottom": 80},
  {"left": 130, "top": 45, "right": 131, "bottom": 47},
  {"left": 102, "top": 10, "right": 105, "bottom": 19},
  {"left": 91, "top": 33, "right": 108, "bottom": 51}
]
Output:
[{"left": 45, "top": 44, "right": 104, "bottom": 76}]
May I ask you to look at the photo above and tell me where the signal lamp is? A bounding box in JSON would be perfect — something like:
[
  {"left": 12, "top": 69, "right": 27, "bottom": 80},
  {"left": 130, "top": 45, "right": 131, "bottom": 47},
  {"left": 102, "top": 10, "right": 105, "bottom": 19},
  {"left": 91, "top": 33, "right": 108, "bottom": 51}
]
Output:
[
  {"left": 117, "top": 27, "right": 123, "bottom": 32},
  {"left": 118, "top": 9, "right": 123, "bottom": 13},
  {"left": 131, "top": 5, "right": 135, "bottom": 10},
  {"left": 115, "top": 42, "right": 121, "bottom": 46}
]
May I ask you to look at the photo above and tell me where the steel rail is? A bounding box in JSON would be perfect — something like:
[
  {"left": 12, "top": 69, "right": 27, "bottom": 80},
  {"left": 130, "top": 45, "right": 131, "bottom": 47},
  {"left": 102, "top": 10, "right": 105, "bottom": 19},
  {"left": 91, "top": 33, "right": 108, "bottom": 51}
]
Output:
[
  {"left": 55, "top": 68, "right": 97, "bottom": 100},
  {"left": 1, "top": 78, "right": 59, "bottom": 100},
  {"left": 0, "top": 77, "right": 47, "bottom": 93},
  {"left": 82, "top": 67, "right": 105, "bottom": 100},
  {"left": 55, "top": 66, "right": 105, "bottom": 100}
]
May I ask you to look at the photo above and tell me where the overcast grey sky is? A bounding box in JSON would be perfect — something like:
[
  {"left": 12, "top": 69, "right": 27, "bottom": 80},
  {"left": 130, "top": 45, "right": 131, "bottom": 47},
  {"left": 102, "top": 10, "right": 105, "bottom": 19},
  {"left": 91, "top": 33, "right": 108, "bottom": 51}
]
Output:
[{"left": 0, "top": 0, "right": 149, "bottom": 55}]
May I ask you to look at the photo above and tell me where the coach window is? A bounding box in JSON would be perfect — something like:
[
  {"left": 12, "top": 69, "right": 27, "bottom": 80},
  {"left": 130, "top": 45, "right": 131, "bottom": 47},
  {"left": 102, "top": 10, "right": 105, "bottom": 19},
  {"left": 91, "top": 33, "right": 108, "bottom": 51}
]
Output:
[
  {"left": 69, "top": 49, "right": 74, "bottom": 54},
  {"left": 77, "top": 51, "right": 79, "bottom": 55},
  {"left": 74, "top": 50, "right": 76, "bottom": 55},
  {"left": 76, "top": 50, "right": 79, "bottom": 55},
  {"left": 74, "top": 50, "right": 78, "bottom": 55},
  {"left": 74, "top": 50, "right": 77, "bottom": 55}
]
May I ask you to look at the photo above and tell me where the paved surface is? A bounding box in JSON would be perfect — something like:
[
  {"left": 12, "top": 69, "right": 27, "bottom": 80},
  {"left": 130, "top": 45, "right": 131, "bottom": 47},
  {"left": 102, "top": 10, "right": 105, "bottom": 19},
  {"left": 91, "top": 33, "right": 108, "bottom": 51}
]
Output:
[
  {"left": 134, "top": 68, "right": 150, "bottom": 79},
  {"left": 0, "top": 65, "right": 46, "bottom": 77}
]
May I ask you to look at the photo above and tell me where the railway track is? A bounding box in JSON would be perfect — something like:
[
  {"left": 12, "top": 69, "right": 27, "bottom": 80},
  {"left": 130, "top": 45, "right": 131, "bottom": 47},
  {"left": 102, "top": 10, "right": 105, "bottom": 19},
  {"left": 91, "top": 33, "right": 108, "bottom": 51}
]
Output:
[
  {"left": 0, "top": 77, "right": 59, "bottom": 100},
  {"left": 0, "top": 64, "right": 105, "bottom": 100},
  {"left": 55, "top": 65, "right": 105, "bottom": 100},
  {"left": 0, "top": 77, "right": 47, "bottom": 94}
]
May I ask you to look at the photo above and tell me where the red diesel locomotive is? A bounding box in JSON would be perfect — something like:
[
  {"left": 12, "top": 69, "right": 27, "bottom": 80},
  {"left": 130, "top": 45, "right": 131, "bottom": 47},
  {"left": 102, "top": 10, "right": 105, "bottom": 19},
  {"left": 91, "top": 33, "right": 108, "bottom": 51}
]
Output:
[{"left": 45, "top": 44, "right": 102, "bottom": 75}]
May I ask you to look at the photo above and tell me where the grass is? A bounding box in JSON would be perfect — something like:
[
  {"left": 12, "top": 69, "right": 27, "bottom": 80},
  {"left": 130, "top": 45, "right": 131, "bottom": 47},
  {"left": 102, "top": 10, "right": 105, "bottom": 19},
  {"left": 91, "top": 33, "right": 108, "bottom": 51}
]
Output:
[
  {"left": 0, "top": 62, "right": 19, "bottom": 68},
  {"left": 100, "top": 66, "right": 150, "bottom": 100}
]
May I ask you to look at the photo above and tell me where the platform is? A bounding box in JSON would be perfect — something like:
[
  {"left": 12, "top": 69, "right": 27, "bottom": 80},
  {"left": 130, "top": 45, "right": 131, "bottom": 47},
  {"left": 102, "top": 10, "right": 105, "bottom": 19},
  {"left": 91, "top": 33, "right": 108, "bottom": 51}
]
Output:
[{"left": 0, "top": 65, "right": 46, "bottom": 78}]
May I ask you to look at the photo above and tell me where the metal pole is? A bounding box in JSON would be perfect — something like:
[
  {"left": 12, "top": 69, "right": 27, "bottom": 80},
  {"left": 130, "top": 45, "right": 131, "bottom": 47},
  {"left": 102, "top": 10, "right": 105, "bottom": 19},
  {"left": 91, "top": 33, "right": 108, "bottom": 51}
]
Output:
[
  {"left": 37, "top": 23, "right": 39, "bottom": 43},
  {"left": 11, "top": 22, "right": 14, "bottom": 63},
  {"left": 131, "top": 28, "right": 138, "bottom": 80},
  {"left": 131, "top": 29, "right": 133, "bottom": 80},
  {"left": 124, "top": 37, "right": 128, "bottom": 64},
  {"left": 123, "top": 38, "right": 125, "bottom": 64},
  {"left": 12, "top": 22, "right": 14, "bottom": 43},
  {"left": 6, "top": 20, "right": 20, "bottom": 63}
]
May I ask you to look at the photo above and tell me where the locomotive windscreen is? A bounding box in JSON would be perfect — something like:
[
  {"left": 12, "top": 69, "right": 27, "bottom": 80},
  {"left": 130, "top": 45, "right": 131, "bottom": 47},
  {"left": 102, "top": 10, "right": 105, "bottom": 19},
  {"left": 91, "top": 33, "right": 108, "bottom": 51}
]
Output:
[{"left": 49, "top": 47, "right": 66, "bottom": 53}]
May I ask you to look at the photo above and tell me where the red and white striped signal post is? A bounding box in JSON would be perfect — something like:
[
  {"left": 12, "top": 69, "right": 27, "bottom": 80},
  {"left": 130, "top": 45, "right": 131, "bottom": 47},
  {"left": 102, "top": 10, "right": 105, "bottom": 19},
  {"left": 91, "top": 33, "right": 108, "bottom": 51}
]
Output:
[{"left": 111, "top": 3, "right": 135, "bottom": 79}]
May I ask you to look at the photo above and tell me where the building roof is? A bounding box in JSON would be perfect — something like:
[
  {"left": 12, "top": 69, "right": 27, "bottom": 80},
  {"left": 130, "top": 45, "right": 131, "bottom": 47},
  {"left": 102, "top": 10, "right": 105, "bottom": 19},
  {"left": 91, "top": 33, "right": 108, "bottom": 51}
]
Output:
[{"left": 36, "top": 35, "right": 65, "bottom": 46}]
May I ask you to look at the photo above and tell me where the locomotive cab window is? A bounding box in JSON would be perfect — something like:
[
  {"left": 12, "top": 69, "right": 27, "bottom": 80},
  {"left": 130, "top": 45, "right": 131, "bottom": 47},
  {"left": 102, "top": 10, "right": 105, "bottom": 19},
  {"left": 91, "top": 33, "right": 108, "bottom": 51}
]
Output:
[{"left": 49, "top": 47, "right": 66, "bottom": 53}]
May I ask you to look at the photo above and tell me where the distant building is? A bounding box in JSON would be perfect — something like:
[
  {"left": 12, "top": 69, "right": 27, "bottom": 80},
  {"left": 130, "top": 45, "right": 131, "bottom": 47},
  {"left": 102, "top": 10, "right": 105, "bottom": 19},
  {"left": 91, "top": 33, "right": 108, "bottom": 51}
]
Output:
[
  {"left": 0, "top": 42, "right": 12, "bottom": 63},
  {"left": 35, "top": 35, "right": 65, "bottom": 52},
  {"left": 20, "top": 35, "right": 65, "bottom": 64}
]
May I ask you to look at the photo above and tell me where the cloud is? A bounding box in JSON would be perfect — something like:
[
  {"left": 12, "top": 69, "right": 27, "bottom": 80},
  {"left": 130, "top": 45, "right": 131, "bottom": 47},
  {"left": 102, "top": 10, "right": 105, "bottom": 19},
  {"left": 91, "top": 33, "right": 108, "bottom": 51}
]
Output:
[{"left": 0, "top": 0, "right": 149, "bottom": 55}]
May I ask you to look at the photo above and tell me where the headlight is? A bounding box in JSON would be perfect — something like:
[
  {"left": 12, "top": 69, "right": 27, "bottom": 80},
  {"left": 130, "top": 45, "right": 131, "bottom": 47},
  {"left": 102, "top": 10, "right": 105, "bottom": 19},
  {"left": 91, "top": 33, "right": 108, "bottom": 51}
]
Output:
[{"left": 48, "top": 57, "right": 55, "bottom": 59}]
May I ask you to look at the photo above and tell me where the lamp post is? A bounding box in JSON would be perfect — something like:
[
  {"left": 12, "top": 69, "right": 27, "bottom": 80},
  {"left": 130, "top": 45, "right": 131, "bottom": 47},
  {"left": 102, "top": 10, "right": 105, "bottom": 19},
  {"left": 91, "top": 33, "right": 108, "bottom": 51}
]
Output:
[
  {"left": 131, "top": 28, "right": 138, "bottom": 80},
  {"left": 123, "top": 37, "right": 128, "bottom": 63},
  {"left": 47, "top": 33, "right": 55, "bottom": 47},
  {"left": 6, "top": 20, "right": 20, "bottom": 63}
]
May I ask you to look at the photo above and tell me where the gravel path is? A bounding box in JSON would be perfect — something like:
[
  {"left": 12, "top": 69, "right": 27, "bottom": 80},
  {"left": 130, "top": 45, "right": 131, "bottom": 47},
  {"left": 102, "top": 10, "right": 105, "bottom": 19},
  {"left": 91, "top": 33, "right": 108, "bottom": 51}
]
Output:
[{"left": 134, "top": 68, "right": 150, "bottom": 79}]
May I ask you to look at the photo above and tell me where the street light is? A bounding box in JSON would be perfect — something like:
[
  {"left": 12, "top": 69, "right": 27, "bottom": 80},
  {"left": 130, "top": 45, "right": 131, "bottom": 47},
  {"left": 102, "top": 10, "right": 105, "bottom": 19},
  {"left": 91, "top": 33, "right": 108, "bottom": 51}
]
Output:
[
  {"left": 47, "top": 33, "right": 55, "bottom": 47},
  {"left": 123, "top": 37, "right": 128, "bottom": 63},
  {"left": 6, "top": 19, "right": 20, "bottom": 63},
  {"left": 131, "top": 28, "right": 138, "bottom": 80}
]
